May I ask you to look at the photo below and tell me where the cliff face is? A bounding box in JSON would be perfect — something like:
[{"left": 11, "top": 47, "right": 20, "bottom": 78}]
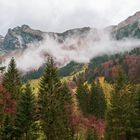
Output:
[{"left": 2, "top": 25, "right": 44, "bottom": 50}]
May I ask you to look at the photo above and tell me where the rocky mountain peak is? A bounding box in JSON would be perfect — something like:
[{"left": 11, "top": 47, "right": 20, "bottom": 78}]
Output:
[{"left": 2, "top": 25, "right": 44, "bottom": 50}]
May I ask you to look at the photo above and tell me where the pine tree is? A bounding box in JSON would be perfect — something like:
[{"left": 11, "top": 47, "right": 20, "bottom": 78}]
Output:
[
  {"left": 76, "top": 82, "right": 89, "bottom": 115},
  {"left": 38, "top": 57, "right": 73, "bottom": 140},
  {"left": 3, "top": 57, "right": 21, "bottom": 100},
  {"left": 105, "top": 70, "right": 139, "bottom": 140},
  {"left": 89, "top": 82, "right": 106, "bottom": 119},
  {"left": 15, "top": 82, "right": 36, "bottom": 140}
]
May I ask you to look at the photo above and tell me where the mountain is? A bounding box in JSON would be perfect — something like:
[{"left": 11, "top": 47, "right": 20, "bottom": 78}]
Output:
[
  {"left": 1, "top": 11, "right": 140, "bottom": 82},
  {"left": 1, "top": 25, "right": 45, "bottom": 50},
  {"left": 0, "top": 24, "right": 92, "bottom": 52}
]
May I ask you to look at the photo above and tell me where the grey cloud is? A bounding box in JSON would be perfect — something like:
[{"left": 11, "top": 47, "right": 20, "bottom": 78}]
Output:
[{"left": 0, "top": 0, "right": 140, "bottom": 35}]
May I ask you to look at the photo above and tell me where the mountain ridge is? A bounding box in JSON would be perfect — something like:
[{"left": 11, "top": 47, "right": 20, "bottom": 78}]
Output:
[{"left": 0, "top": 11, "right": 140, "bottom": 52}]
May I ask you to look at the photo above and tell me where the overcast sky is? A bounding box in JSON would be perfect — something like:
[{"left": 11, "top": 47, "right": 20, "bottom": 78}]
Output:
[{"left": 0, "top": 0, "right": 140, "bottom": 35}]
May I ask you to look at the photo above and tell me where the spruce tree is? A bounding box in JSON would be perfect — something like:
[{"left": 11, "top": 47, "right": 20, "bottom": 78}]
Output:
[
  {"left": 58, "top": 83, "right": 74, "bottom": 139},
  {"left": 105, "top": 70, "right": 139, "bottom": 140},
  {"left": 89, "top": 82, "right": 106, "bottom": 119},
  {"left": 38, "top": 57, "right": 73, "bottom": 140},
  {"left": 3, "top": 57, "right": 21, "bottom": 100},
  {"left": 76, "top": 82, "right": 89, "bottom": 115},
  {"left": 15, "top": 82, "right": 36, "bottom": 140}
]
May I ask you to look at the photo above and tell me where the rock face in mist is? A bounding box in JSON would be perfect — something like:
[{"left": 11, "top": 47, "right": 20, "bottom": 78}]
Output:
[
  {"left": 0, "top": 24, "right": 93, "bottom": 51},
  {"left": 2, "top": 25, "right": 45, "bottom": 50}
]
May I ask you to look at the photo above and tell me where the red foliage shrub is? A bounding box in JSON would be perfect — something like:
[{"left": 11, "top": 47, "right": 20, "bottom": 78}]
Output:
[
  {"left": 68, "top": 108, "right": 105, "bottom": 138},
  {"left": 0, "top": 85, "right": 16, "bottom": 114}
]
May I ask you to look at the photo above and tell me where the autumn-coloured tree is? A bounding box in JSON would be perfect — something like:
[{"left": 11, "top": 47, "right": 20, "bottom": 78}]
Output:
[
  {"left": 1, "top": 58, "right": 22, "bottom": 139},
  {"left": 0, "top": 85, "right": 16, "bottom": 139}
]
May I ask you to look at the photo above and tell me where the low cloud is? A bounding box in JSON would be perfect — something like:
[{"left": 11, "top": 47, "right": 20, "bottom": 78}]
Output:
[{"left": 2, "top": 29, "right": 140, "bottom": 72}]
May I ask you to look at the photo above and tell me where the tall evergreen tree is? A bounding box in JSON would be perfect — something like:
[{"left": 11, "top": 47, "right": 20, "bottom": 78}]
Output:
[
  {"left": 76, "top": 82, "right": 89, "bottom": 115},
  {"left": 38, "top": 57, "right": 73, "bottom": 140},
  {"left": 1, "top": 58, "right": 21, "bottom": 139},
  {"left": 105, "top": 70, "right": 139, "bottom": 140},
  {"left": 3, "top": 57, "right": 21, "bottom": 100},
  {"left": 15, "top": 82, "right": 36, "bottom": 140},
  {"left": 89, "top": 82, "right": 106, "bottom": 119}
]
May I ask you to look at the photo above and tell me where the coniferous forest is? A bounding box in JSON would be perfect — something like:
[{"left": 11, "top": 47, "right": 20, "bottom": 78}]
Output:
[{"left": 0, "top": 57, "right": 140, "bottom": 140}]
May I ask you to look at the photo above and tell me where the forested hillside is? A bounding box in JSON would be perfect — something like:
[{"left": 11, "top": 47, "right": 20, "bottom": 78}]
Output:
[{"left": 0, "top": 57, "right": 140, "bottom": 140}]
